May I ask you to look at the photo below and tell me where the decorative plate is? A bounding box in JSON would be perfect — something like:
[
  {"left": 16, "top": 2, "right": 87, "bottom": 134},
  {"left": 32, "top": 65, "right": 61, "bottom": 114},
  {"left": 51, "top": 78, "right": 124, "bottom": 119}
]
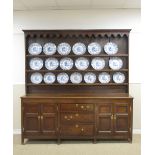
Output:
[
  {"left": 45, "top": 58, "right": 59, "bottom": 70},
  {"left": 57, "top": 43, "right": 71, "bottom": 55},
  {"left": 70, "top": 72, "right": 82, "bottom": 84},
  {"left": 30, "top": 72, "right": 43, "bottom": 84},
  {"left": 84, "top": 72, "right": 96, "bottom": 84},
  {"left": 91, "top": 57, "right": 105, "bottom": 70},
  {"left": 44, "top": 73, "right": 55, "bottom": 84},
  {"left": 72, "top": 43, "right": 86, "bottom": 55},
  {"left": 28, "top": 43, "right": 42, "bottom": 55},
  {"left": 43, "top": 43, "right": 56, "bottom": 55},
  {"left": 113, "top": 72, "right": 125, "bottom": 83},
  {"left": 75, "top": 57, "right": 89, "bottom": 70},
  {"left": 88, "top": 42, "right": 102, "bottom": 55},
  {"left": 109, "top": 57, "right": 123, "bottom": 70},
  {"left": 60, "top": 57, "right": 73, "bottom": 70},
  {"left": 98, "top": 72, "right": 111, "bottom": 83},
  {"left": 104, "top": 42, "right": 118, "bottom": 55},
  {"left": 57, "top": 73, "right": 69, "bottom": 84},
  {"left": 29, "top": 58, "right": 43, "bottom": 70}
]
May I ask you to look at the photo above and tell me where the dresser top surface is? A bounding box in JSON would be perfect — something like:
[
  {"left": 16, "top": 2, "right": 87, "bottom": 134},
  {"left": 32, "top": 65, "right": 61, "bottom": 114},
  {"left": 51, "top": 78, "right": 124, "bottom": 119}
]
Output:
[{"left": 21, "top": 93, "right": 133, "bottom": 99}]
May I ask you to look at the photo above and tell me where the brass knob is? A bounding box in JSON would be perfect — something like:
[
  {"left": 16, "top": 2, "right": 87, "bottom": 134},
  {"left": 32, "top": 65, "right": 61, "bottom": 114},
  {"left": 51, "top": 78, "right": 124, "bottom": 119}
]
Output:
[
  {"left": 70, "top": 115, "right": 73, "bottom": 119},
  {"left": 75, "top": 113, "right": 79, "bottom": 117},
  {"left": 81, "top": 128, "right": 84, "bottom": 131},
  {"left": 75, "top": 124, "right": 79, "bottom": 128},
  {"left": 114, "top": 115, "right": 116, "bottom": 120},
  {"left": 111, "top": 115, "right": 113, "bottom": 120},
  {"left": 41, "top": 116, "right": 43, "bottom": 120},
  {"left": 81, "top": 106, "right": 84, "bottom": 109},
  {"left": 76, "top": 104, "right": 78, "bottom": 107},
  {"left": 64, "top": 116, "right": 67, "bottom": 119},
  {"left": 38, "top": 116, "right": 40, "bottom": 120}
]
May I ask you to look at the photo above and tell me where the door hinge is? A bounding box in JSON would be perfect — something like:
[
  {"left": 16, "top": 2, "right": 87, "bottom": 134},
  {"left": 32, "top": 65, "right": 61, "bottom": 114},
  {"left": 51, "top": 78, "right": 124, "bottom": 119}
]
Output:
[
  {"left": 23, "top": 128, "right": 24, "bottom": 132},
  {"left": 129, "top": 127, "right": 132, "bottom": 133},
  {"left": 130, "top": 106, "right": 132, "bottom": 112}
]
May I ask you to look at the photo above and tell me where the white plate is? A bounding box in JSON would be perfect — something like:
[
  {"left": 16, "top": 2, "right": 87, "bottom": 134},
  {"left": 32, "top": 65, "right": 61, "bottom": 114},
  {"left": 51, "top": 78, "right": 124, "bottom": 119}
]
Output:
[
  {"left": 45, "top": 58, "right": 59, "bottom": 70},
  {"left": 75, "top": 57, "right": 89, "bottom": 70},
  {"left": 57, "top": 43, "right": 71, "bottom": 55},
  {"left": 88, "top": 42, "right": 102, "bottom": 55},
  {"left": 28, "top": 43, "right": 42, "bottom": 55},
  {"left": 29, "top": 58, "right": 43, "bottom": 70},
  {"left": 30, "top": 72, "right": 43, "bottom": 84},
  {"left": 60, "top": 57, "right": 73, "bottom": 70},
  {"left": 72, "top": 43, "right": 86, "bottom": 55},
  {"left": 104, "top": 42, "right": 118, "bottom": 55},
  {"left": 109, "top": 57, "right": 123, "bottom": 70},
  {"left": 91, "top": 57, "right": 105, "bottom": 70},
  {"left": 70, "top": 72, "right": 82, "bottom": 84},
  {"left": 113, "top": 72, "right": 125, "bottom": 83},
  {"left": 84, "top": 72, "right": 96, "bottom": 84},
  {"left": 98, "top": 72, "right": 111, "bottom": 83},
  {"left": 44, "top": 73, "right": 55, "bottom": 84},
  {"left": 57, "top": 73, "right": 69, "bottom": 84},
  {"left": 43, "top": 43, "right": 56, "bottom": 55}
]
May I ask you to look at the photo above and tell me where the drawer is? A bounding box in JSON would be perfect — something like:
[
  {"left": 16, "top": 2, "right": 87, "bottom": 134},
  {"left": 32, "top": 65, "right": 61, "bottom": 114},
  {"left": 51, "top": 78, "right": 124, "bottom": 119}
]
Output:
[
  {"left": 60, "top": 113, "right": 94, "bottom": 123},
  {"left": 61, "top": 124, "right": 94, "bottom": 136},
  {"left": 60, "top": 104, "right": 94, "bottom": 112}
]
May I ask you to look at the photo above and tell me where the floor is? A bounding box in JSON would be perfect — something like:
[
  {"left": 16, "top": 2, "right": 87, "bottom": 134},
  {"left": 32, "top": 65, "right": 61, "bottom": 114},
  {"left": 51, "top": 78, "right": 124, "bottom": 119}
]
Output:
[{"left": 14, "top": 134, "right": 141, "bottom": 155}]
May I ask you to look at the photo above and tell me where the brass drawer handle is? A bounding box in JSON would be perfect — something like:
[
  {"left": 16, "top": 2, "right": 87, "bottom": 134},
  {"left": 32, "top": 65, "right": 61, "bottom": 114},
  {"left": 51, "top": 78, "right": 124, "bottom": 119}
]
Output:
[
  {"left": 75, "top": 124, "right": 79, "bottom": 128},
  {"left": 81, "top": 106, "right": 84, "bottom": 109},
  {"left": 38, "top": 116, "right": 40, "bottom": 120},
  {"left": 41, "top": 116, "right": 43, "bottom": 120},
  {"left": 114, "top": 115, "right": 116, "bottom": 120},
  {"left": 75, "top": 113, "right": 79, "bottom": 117}
]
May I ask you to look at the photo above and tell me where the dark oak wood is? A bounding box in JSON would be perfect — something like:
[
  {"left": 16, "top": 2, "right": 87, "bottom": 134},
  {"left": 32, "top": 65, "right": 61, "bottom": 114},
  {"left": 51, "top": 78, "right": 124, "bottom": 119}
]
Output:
[{"left": 21, "top": 29, "right": 133, "bottom": 144}]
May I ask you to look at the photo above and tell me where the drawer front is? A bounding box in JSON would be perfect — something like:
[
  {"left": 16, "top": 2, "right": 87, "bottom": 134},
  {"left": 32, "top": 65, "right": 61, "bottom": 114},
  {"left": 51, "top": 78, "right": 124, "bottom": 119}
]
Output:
[
  {"left": 60, "top": 113, "right": 94, "bottom": 123},
  {"left": 61, "top": 124, "right": 94, "bottom": 136},
  {"left": 60, "top": 104, "right": 94, "bottom": 112}
]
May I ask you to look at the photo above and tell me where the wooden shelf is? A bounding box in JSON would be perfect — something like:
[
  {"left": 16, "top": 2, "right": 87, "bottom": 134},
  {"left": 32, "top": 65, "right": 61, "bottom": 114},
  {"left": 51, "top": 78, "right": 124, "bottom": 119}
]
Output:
[
  {"left": 26, "top": 83, "right": 128, "bottom": 86},
  {"left": 26, "top": 54, "right": 128, "bottom": 57},
  {"left": 26, "top": 69, "right": 128, "bottom": 72}
]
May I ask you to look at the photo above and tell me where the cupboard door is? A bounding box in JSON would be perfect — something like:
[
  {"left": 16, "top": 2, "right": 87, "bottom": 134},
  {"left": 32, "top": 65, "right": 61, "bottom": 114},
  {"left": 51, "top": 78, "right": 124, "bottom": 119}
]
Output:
[
  {"left": 41, "top": 104, "right": 57, "bottom": 136},
  {"left": 113, "top": 103, "right": 130, "bottom": 135},
  {"left": 97, "top": 103, "right": 113, "bottom": 136},
  {"left": 23, "top": 103, "right": 41, "bottom": 135}
]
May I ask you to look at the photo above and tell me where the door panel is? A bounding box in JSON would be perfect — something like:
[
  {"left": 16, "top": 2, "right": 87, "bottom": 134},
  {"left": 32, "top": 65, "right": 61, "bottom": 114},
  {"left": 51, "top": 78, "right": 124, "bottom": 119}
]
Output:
[
  {"left": 97, "top": 103, "right": 113, "bottom": 136},
  {"left": 41, "top": 104, "right": 57, "bottom": 136},
  {"left": 23, "top": 104, "right": 40, "bottom": 135},
  {"left": 113, "top": 103, "right": 129, "bottom": 135}
]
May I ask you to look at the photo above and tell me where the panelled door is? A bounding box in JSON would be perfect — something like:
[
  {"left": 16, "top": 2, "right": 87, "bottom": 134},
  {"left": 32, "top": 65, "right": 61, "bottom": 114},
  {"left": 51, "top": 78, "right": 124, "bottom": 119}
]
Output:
[
  {"left": 41, "top": 103, "right": 57, "bottom": 136},
  {"left": 23, "top": 103, "right": 41, "bottom": 135},
  {"left": 97, "top": 103, "right": 113, "bottom": 136}
]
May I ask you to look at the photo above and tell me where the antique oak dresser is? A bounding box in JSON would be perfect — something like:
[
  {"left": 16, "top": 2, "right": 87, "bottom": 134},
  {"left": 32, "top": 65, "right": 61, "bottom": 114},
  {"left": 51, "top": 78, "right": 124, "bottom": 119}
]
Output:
[{"left": 21, "top": 29, "right": 133, "bottom": 144}]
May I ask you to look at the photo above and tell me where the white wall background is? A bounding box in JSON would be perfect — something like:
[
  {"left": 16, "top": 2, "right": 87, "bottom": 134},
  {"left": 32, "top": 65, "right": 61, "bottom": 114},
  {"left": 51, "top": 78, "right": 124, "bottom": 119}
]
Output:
[{"left": 13, "top": 9, "right": 141, "bottom": 133}]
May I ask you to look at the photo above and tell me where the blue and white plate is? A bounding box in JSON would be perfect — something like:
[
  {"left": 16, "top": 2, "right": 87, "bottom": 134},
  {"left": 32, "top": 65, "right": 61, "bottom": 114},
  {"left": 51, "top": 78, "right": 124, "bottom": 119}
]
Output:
[
  {"left": 98, "top": 72, "right": 110, "bottom": 83},
  {"left": 72, "top": 43, "right": 86, "bottom": 55},
  {"left": 91, "top": 57, "right": 105, "bottom": 70},
  {"left": 29, "top": 58, "right": 43, "bottom": 70},
  {"left": 43, "top": 43, "right": 56, "bottom": 55},
  {"left": 104, "top": 42, "right": 118, "bottom": 55},
  {"left": 30, "top": 72, "right": 43, "bottom": 84},
  {"left": 75, "top": 57, "right": 89, "bottom": 70},
  {"left": 84, "top": 72, "right": 96, "bottom": 84},
  {"left": 109, "top": 57, "right": 123, "bottom": 70},
  {"left": 57, "top": 73, "right": 69, "bottom": 84},
  {"left": 70, "top": 72, "right": 82, "bottom": 84},
  {"left": 45, "top": 58, "right": 59, "bottom": 70},
  {"left": 57, "top": 43, "right": 71, "bottom": 55},
  {"left": 88, "top": 42, "right": 102, "bottom": 55},
  {"left": 113, "top": 72, "right": 125, "bottom": 83},
  {"left": 28, "top": 43, "right": 42, "bottom": 55},
  {"left": 44, "top": 73, "right": 55, "bottom": 84},
  {"left": 60, "top": 57, "right": 73, "bottom": 70}
]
